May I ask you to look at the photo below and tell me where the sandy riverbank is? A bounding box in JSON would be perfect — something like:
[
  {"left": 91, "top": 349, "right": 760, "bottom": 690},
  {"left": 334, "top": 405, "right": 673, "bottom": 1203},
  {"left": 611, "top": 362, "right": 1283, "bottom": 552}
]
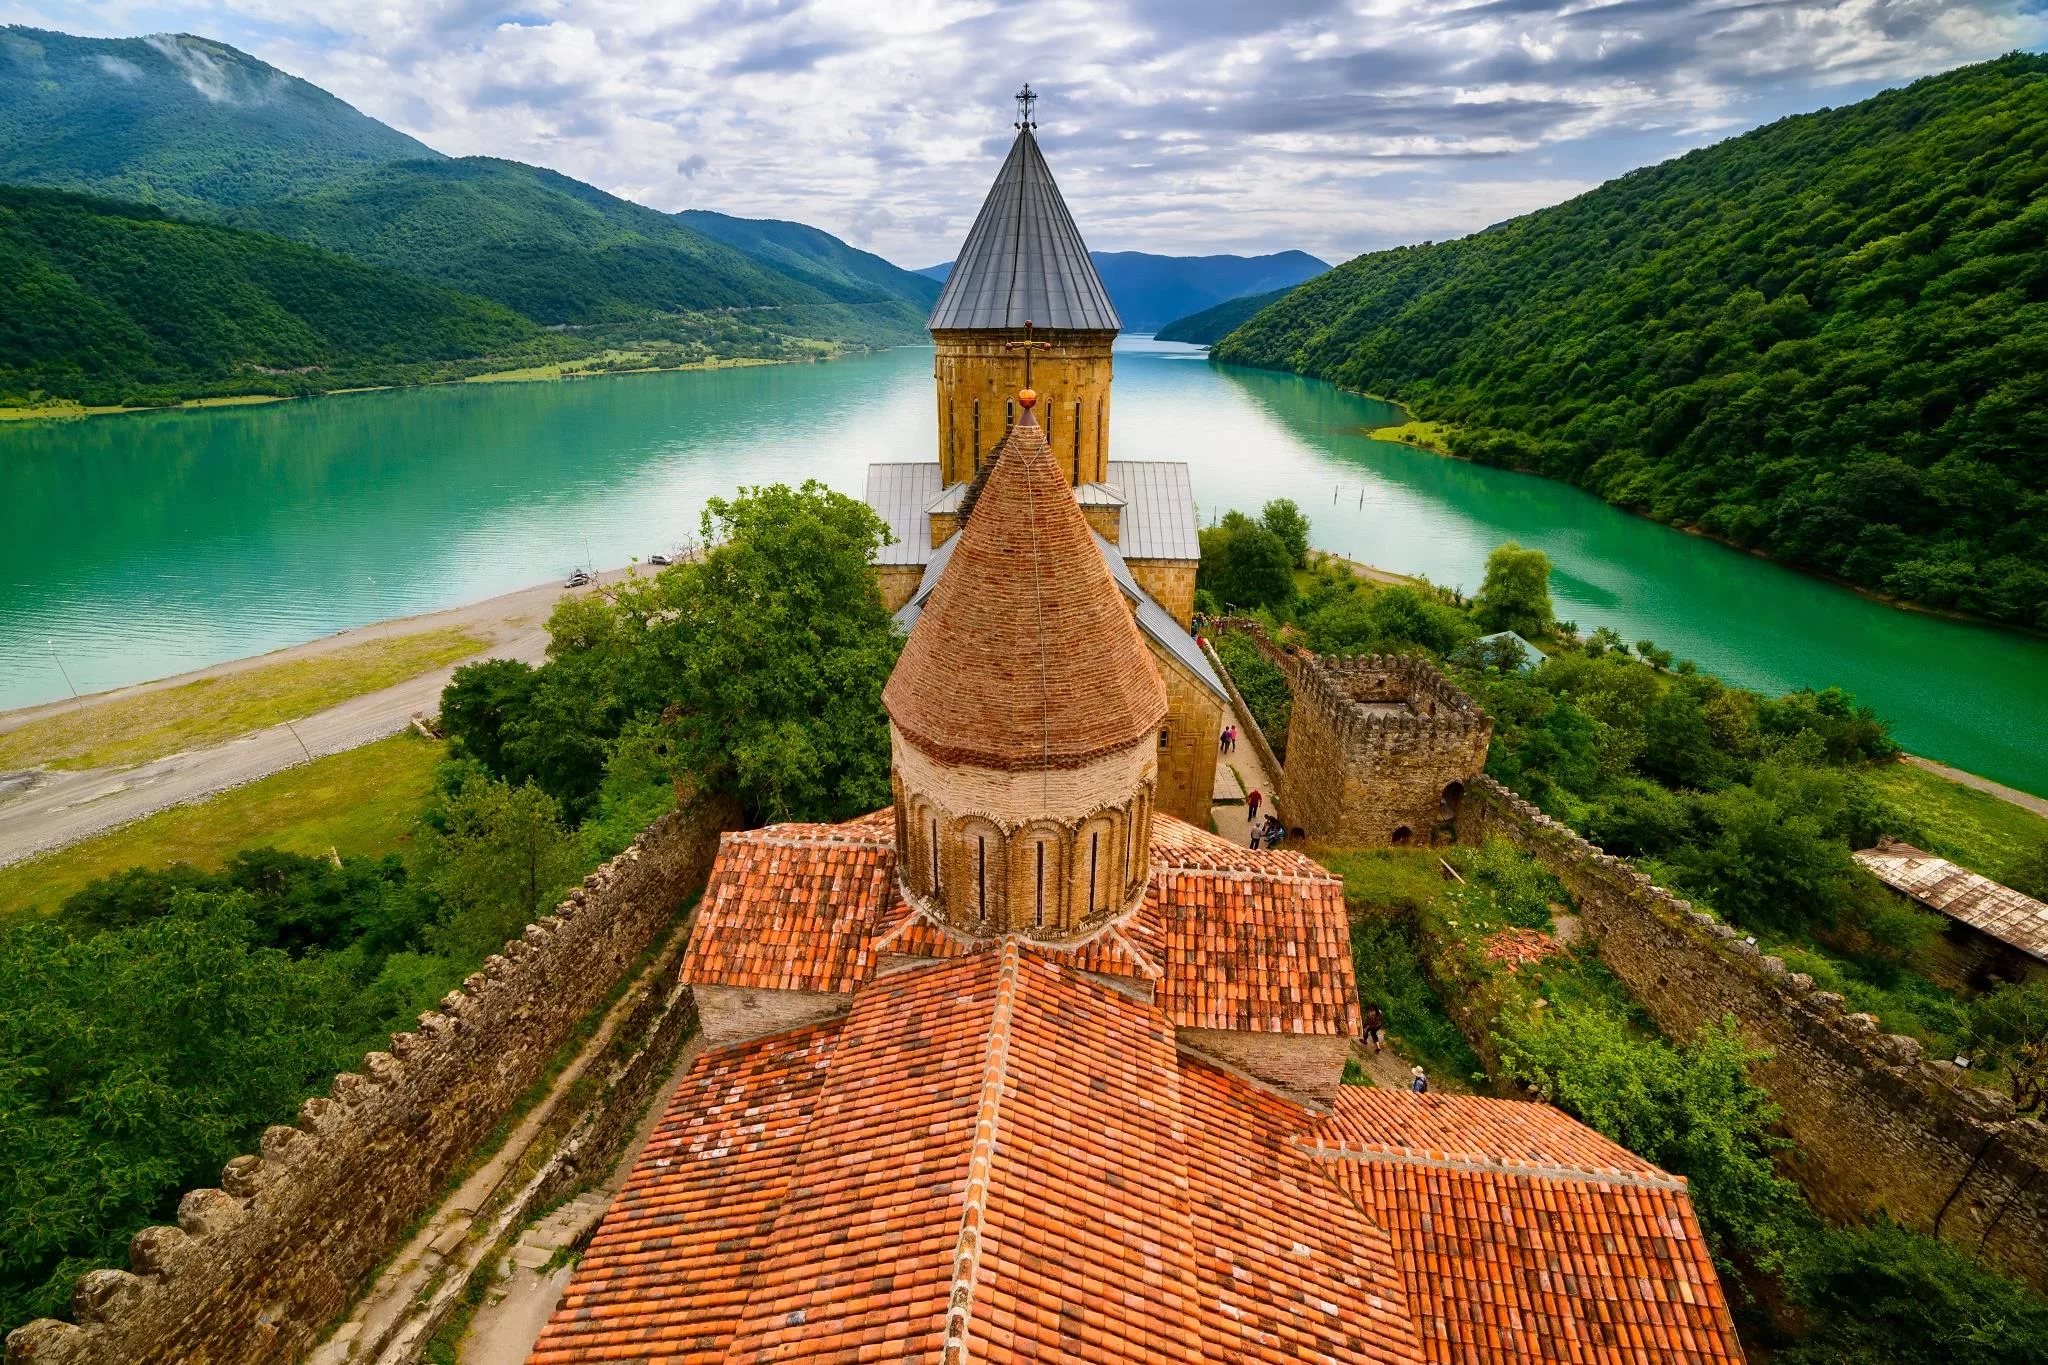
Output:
[{"left": 0, "top": 565, "right": 642, "bottom": 736}]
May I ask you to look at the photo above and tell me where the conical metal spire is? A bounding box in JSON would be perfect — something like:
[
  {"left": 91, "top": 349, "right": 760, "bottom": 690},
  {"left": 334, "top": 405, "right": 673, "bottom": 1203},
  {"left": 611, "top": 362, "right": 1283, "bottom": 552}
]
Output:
[{"left": 928, "top": 126, "right": 1121, "bottom": 333}]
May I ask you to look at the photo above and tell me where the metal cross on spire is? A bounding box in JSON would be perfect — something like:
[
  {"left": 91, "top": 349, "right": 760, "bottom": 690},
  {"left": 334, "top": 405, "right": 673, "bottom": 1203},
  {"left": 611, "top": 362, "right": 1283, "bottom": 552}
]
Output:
[
  {"left": 1002, "top": 319, "right": 1053, "bottom": 390},
  {"left": 1014, "top": 82, "right": 1037, "bottom": 130}
]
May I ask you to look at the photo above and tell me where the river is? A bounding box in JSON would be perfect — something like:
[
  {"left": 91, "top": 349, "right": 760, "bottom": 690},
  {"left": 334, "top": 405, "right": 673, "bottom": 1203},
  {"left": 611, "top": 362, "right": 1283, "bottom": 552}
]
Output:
[{"left": 1, "top": 338, "right": 2042, "bottom": 795}]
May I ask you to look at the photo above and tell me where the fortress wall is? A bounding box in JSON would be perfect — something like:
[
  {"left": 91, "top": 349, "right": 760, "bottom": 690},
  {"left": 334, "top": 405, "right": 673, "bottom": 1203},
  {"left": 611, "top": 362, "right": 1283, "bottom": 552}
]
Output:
[
  {"left": 1199, "top": 626, "right": 1286, "bottom": 789},
  {"left": 1457, "top": 776, "right": 2048, "bottom": 1293},
  {"left": 1153, "top": 641, "right": 1224, "bottom": 828},
  {"left": 5, "top": 797, "right": 737, "bottom": 1365}
]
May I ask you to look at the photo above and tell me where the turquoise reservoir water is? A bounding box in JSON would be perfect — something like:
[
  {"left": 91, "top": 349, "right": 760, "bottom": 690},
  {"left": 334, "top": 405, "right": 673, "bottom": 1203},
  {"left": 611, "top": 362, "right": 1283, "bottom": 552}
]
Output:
[{"left": 1, "top": 339, "right": 2042, "bottom": 795}]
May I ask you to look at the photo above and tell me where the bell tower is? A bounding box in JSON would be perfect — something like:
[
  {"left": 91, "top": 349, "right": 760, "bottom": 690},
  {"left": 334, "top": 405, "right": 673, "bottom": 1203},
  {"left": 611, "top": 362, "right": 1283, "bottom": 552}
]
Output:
[{"left": 929, "top": 85, "right": 1120, "bottom": 488}]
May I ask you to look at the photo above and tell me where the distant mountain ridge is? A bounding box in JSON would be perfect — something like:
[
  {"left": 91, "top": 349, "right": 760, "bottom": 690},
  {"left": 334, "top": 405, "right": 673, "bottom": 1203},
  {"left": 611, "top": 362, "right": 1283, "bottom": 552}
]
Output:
[
  {"left": 917, "top": 249, "right": 1329, "bottom": 330},
  {"left": 678, "top": 210, "right": 940, "bottom": 308},
  {"left": 0, "top": 26, "right": 437, "bottom": 214}
]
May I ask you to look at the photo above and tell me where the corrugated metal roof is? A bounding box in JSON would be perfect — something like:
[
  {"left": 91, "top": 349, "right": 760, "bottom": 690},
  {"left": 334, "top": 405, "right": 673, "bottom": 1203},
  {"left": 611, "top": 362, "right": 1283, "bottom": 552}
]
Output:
[
  {"left": 1108, "top": 461, "right": 1201, "bottom": 561},
  {"left": 928, "top": 130, "right": 1120, "bottom": 333},
  {"left": 894, "top": 528, "right": 1222, "bottom": 703},
  {"left": 865, "top": 462, "right": 941, "bottom": 566},
  {"left": 1855, "top": 840, "right": 2048, "bottom": 962}
]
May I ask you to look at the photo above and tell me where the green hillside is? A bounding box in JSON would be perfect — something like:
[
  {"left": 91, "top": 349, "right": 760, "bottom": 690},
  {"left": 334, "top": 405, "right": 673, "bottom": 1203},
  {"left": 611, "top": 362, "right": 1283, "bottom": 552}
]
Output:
[
  {"left": 228, "top": 158, "right": 819, "bottom": 324},
  {"left": 1155, "top": 287, "right": 1294, "bottom": 344},
  {"left": 0, "top": 26, "right": 437, "bottom": 214},
  {"left": 0, "top": 185, "right": 545, "bottom": 407},
  {"left": 1215, "top": 55, "right": 2048, "bottom": 630},
  {"left": 677, "top": 209, "right": 940, "bottom": 307}
]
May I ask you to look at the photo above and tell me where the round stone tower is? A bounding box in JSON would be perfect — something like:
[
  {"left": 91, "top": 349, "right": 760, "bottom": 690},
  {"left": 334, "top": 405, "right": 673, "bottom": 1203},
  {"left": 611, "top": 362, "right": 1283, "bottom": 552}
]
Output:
[
  {"left": 928, "top": 99, "right": 1120, "bottom": 489},
  {"left": 883, "top": 390, "right": 1167, "bottom": 939}
]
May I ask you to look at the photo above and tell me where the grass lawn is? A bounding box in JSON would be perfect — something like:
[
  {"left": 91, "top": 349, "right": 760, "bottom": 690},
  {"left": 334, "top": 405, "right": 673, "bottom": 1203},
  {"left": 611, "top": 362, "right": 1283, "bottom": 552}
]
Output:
[
  {"left": 1867, "top": 761, "right": 2048, "bottom": 892},
  {"left": 0, "top": 627, "right": 483, "bottom": 772},
  {"left": 1365, "top": 419, "right": 1455, "bottom": 455},
  {"left": 0, "top": 733, "right": 442, "bottom": 915}
]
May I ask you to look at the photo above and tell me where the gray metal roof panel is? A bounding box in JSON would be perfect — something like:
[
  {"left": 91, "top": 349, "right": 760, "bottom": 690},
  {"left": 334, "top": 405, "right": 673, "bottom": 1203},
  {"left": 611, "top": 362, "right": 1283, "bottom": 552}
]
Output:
[
  {"left": 1106, "top": 461, "right": 1200, "bottom": 561},
  {"left": 864, "top": 462, "right": 941, "bottom": 566},
  {"left": 1091, "top": 532, "right": 1225, "bottom": 699},
  {"left": 1076, "top": 481, "right": 1126, "bottom": 507},
  {"left": 928, "top": 130, "right": 1120, "bottom": 333}
]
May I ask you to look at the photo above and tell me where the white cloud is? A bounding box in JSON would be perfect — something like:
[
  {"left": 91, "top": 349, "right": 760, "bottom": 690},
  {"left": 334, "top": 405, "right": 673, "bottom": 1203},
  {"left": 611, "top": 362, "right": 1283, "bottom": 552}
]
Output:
[{"left": 7, "top": 0, "right": 2043, "bottom": 262}]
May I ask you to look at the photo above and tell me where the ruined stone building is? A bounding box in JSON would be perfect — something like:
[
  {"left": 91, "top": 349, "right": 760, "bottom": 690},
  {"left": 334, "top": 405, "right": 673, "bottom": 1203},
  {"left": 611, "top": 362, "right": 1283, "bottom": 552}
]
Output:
[
  {"left": 527, "top": 370, "right": 1745, "bottom": 1357},
  {"left": 864, "top": 105, "right": 1222, "bottom": 827},
  {"left": 1280, "top": 651, "right": 1493, "bottom": 848}
]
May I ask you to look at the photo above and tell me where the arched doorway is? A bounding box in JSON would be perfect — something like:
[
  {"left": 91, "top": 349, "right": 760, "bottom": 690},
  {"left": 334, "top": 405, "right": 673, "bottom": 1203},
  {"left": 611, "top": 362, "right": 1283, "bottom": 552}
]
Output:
[
  {"left": 1391, "top": 825, "right": 1414, "bottom": 847},
  {"left": 1440, "top": 781, "right": 1465, "bottom": 822}
]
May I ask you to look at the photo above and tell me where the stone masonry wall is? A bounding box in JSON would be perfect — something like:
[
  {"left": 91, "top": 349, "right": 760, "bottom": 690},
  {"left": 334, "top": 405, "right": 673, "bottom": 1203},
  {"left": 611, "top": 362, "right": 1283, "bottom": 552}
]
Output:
[
  {"left": 5, "top": 797, "right": 737, "bottom": 1365},
  {"left": 1153, "top": 638, "right": 1224, "bottom": 828},
  {"left": 1458, "top": 776, "right": 2048, "bottom": 1294},
  {"left": 1282, "top": 653, "right": 1491, "bottom": 847}
]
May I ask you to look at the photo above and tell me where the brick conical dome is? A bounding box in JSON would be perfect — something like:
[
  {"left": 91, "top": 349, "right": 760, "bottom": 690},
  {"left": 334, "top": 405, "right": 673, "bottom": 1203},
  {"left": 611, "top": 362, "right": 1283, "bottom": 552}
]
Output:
[{"left": 885, "top": 403, "right": 1166, "bottom": 773}]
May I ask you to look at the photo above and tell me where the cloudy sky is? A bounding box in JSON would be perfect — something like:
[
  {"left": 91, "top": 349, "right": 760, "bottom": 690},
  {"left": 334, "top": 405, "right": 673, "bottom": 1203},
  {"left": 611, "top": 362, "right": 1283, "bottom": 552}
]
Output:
[{"left": 9, "top": 0, "right": 2045, "bottom": 265}]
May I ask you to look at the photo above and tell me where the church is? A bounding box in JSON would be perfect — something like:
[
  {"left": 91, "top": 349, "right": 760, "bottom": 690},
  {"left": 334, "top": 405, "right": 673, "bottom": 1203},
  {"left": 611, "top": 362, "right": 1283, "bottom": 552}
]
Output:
[
  {"left": 863, "top": 87, "right": 1225, "bottom": 827},
  {"left": 527, "top": 99, "right": 1744, "bottom": 1365}
]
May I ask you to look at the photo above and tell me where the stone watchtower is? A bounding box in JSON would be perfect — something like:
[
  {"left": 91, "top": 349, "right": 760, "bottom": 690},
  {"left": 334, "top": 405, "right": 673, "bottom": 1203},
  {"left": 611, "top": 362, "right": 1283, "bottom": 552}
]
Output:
[
  {"left": 882, "top": 392, "right": 1167, "bottom": 937},
  {"left": 927, "top": 85, "right": 1119, "bottom": 488},
  {"left": 1279, "top": 652, "right": 1493, "bottom": 847}
]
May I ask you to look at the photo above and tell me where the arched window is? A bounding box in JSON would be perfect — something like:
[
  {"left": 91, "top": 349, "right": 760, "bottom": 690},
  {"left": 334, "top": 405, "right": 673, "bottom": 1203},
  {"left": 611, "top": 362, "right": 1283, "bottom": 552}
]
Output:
[
  {"left": 1072, "top": 401, "right": 1083, "bottom": 483},
  {"left": 1035, "top": 840, "right": 1047, "bottom": 928},
  {"left": 1005, "top": 398, "right": 1015, "bottom": 435},
  {"left": 972, "top": 399, "right": 981, "bottom": 468},
  {"left": 930, "top": 815, "right": 941, "bottom": 894}
]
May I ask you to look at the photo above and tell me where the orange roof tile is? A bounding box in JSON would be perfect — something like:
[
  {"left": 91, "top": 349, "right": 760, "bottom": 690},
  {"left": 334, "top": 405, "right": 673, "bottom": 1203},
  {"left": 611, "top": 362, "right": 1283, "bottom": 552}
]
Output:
[
  {"left": 883, "top": 405, "right": 1167, "bottom": 771},
  {"left": 1304, "top": 1092, "right": 1744, "bottom": 1365},
  {"left": 678, "top": 825, "right": 897, "bottom": 993},
  {"left": 529, "top": 1022, "right": 838, "bottom": 1364}
]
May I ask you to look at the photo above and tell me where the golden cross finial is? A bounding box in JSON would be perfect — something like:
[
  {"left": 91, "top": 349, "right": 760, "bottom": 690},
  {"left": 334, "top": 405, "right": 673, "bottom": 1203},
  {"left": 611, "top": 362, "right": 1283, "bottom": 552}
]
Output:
[{"left": 1002, "top": 319, "right": 1053, "bottom": 389}]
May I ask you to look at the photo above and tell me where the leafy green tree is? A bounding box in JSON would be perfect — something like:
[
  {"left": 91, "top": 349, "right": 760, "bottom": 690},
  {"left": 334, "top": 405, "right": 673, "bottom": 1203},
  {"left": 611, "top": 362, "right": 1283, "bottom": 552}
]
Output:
[
  {"left": 1967, "top": 980, "right": 2048, "bottom": 1113},
  {"left": 1498, "top": 1004, "right": 1800, "bottom": 1261},
  {"left": 1197, "top": 511, "right": 1296, "bottom": 612},
  {"left": 1259, "top": 498, "right": 1311, "bottom": 569},
  {"left": 1782, "top": 1218, "right": 2048, "bottom": 1364},
  {"left": 1472, "top": 542, "right": 1555, "bottom": 638},
  {"left": 417, "top": 774, "right": 583, "bottom": 962},
  {"left": 0, "top": 895, "right": 342, "bottom": 1327}
]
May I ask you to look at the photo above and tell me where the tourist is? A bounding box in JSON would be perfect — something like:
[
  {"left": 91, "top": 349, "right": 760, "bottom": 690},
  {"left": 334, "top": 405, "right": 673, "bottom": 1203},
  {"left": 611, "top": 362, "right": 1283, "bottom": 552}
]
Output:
[
  {"left": 1246, "top": 787, "right": 1262, "bottom": 821},
  {"left": 1410, "top": 1066, "right": 1429, "bottom": 1095},
  {"left": 1363, "top": 1004, "right": 1385, "bottom": 1055},
  {"left": 1219, "top": 727, "right": 1229, "bottom": 754},
  {"left": 1259, "top": 814, "right": 1284, "bottom": 848}
]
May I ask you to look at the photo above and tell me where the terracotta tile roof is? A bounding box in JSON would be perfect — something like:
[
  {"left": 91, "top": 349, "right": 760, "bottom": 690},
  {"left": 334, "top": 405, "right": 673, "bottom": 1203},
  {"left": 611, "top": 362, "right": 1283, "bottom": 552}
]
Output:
[
  {"left": 883, "top": 406, "right": 1167, "bottom": 772},
  {"left": 538, "top": 951, "right": 1741, "bottom": 1365},
  {"left": 1147, "top": 815, "right": 1360, "bottom": 1037},
  {"left": 681, "top": 810, "right": 1357, "bottom": 1037},
  {"left": 677, "top": 825, "right": 897, "bottom": 994},
  {"left": 529, "top": 1021, "right": 838, "bottom": 1364},
  {"left": 1856, "top": 838, "right": 2048, "bottom": 962},
  {"left": 1178, "top": 1056, "right": 1426, "bottom": 1364},
  {"left": 1304, "top": 1092, "right": 1744, "bottom": 1365}
]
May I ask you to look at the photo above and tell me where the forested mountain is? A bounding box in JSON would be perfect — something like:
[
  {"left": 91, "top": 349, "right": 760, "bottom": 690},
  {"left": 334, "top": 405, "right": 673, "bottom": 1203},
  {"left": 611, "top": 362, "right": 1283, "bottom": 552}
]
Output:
[
  {"left": 920, "top": 249, "right": 1329, "bottom": 330},
  {"left": 227, "top": 159, "right": 815, "bottom": 324},
  {"left": 1155, "top": 287, "right": 1294, "bottom": 344},
  {"left": 0, "top": 27, "right": 436, "bottom": 214},
  {"left": 1215, "top": 55, "right": 2048, "bottom": 629},
  {"left": 0, "top": 185, "right": 542, "bottom": 407},
  {"left": 678, "top": 209, "right": 940, "bottom": 308}
]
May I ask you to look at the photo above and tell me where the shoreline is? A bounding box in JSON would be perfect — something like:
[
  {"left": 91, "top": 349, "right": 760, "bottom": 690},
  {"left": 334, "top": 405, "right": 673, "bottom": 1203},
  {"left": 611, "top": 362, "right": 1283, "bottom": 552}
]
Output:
[
  {"left": 0, "top": 347, "right": 854, "bottom": 426},
  {"left": 1326, "top": 382, "right": 2043, "bottom": 642},
  {"left": 0, "top": 565, "right": 644, "bottom": 735}
]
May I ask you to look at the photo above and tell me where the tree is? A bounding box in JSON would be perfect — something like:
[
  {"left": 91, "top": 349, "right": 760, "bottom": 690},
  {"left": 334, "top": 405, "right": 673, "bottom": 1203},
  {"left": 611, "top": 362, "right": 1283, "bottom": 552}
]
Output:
[
  {"left": 416, "top": 773, "right": 583, "bottom": 961},
  {"left": 1260, "top": 498, "right": 1311, "bottom": 569},
  {"left": 580, "top": 481, "right": 901, "bottom": 825},
  {"left": 1472, "top": 542, "right": 1554, "bottom": 638},
  {"left": 1968, "top": 980, "right": 2048, "bottom": 1113},
  {"left": 1197, "top": 511, "right": 1296, "bottom": 612}
]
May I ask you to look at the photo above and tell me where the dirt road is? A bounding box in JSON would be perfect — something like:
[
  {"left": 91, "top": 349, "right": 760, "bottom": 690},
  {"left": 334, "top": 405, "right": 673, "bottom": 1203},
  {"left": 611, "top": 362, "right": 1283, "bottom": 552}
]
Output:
[{"left": 0, "top": 569, "right": 637, "bottom": 868}]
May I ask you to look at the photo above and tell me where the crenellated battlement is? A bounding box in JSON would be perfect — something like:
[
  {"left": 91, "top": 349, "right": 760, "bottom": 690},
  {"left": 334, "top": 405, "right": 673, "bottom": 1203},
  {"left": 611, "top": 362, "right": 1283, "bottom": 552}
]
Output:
[
  {"left": 3, "top": 798, "right": 735, "bottom": 1365},
  {"left": 1456, "top": 775, "right": 2048, "bottom": 1295}
]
